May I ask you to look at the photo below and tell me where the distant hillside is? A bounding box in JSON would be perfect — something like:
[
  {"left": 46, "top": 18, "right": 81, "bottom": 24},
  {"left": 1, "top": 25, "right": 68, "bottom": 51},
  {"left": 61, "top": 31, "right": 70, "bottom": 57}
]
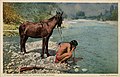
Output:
[{"left": 57, "top": 3, "right": 117, "bottom": 17}]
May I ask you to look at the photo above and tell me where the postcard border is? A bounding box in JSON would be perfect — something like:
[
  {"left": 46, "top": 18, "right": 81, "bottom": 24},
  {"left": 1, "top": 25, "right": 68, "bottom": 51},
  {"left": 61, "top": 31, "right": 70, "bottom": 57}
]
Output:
[{"left": 0, "top": 0, "right": 120, "bottom": 77}]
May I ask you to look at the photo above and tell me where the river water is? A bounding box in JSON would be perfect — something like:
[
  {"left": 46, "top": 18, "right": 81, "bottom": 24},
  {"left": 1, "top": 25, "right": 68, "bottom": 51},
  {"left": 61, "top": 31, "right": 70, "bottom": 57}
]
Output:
[{"left": 3, "top": 19, "right": 118, "bottom": 74}]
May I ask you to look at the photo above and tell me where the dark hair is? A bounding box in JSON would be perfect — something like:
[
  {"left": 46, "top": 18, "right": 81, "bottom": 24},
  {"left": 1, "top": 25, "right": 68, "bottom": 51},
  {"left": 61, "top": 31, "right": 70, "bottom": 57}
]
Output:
[{"left": 70, "top": 40, "right": 78, "bottom": 47}]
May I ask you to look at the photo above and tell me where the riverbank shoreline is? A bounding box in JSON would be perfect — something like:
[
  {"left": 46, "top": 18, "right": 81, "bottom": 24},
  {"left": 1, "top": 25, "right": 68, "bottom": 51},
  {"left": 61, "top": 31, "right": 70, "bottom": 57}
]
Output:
[
  {"left": 105, "top": 21, "right": 118, "bottom": 25},
  {"left": 3, "top": 40, "right": 72, "bottom": 74},
  {"left": 63, "top": 19, "right": 118, "bottom": 26}
]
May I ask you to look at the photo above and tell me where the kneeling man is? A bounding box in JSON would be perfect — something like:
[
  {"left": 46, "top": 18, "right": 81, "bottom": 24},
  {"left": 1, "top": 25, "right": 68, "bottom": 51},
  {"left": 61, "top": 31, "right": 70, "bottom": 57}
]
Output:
[{"left": 55, "top": 40, "right": 78, "bottom": 63}]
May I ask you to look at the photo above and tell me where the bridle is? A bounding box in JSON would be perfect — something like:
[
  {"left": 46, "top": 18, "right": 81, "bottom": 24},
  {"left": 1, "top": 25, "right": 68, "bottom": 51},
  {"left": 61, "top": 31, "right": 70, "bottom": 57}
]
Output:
[{"left": 57, "top": 27, "right": 63, "bottom": 42}]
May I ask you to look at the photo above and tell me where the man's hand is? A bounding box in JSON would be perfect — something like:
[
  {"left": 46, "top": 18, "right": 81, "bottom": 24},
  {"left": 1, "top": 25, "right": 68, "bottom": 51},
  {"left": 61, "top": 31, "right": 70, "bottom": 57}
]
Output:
[
  {"left": 71, "top": 46, "right": 76, "bottom": 52},
  {"left": 72, "top": 57, "right": 75, "bottom": 61}
]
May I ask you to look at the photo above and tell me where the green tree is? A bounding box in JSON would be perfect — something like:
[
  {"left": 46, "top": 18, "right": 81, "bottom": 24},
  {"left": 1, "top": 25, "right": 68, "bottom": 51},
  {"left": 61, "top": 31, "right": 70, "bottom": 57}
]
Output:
[
  {"left": 110, "top": 5, "right": 114, "bottom": 13},
  {"left": 12, "top": 3, "right": 60, "bottom": 22},
  {"left": 75, "top": 11, "right": 85, "bottom": 19},
  {"left": 76, "top": 11, "right": 85, "bottom": 16},
  {"left": 3, "top": 3, "right": 23, "bottom": 24},
  {"left": 111, "top": 9, "right": 118, "bottom": 20}
]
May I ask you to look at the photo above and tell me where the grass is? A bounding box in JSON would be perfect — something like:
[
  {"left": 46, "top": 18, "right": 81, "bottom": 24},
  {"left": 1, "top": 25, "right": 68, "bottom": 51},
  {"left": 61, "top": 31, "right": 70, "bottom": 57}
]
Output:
[
  {"left": 3, "top": 23, "right": 19, "bottom": 37},
  {"left": 3, "top": 23, "right": 19, "bottom": 30}
]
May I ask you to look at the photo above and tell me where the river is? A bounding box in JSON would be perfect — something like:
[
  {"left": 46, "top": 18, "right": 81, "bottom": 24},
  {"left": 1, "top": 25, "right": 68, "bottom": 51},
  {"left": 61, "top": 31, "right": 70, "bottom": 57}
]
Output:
[{"left": 3, "top": 19, "right": 118, "bottom": 74}]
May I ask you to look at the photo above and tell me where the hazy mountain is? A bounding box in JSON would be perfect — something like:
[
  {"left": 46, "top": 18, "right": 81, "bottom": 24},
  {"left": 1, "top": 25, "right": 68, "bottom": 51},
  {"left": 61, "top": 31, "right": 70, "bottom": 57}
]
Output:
[{"left": 57, "top": 3, "right": 118, "bottom": 17}]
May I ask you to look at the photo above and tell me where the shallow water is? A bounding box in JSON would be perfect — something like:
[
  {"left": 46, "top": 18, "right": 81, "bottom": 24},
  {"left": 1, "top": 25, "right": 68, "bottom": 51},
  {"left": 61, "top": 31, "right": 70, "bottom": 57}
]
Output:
[{"left": 3, "top": 20, "right": 118, "bottom": 74}]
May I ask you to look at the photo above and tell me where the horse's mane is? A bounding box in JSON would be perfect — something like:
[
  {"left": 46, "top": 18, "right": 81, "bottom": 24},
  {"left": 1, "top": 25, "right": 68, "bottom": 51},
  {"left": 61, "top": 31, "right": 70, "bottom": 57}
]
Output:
[
  {"left": 48, "top": 16, "right": 56, "bottom": 21},
  {"left": 39, "top": 16, "right": 55, "bottom": 23}
]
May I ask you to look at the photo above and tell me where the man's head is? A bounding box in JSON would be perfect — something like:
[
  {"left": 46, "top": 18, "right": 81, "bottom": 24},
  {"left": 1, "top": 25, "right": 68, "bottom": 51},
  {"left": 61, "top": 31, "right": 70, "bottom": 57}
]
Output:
[{"left": 70, "top": 40, "right": 78, "bottom": 47}]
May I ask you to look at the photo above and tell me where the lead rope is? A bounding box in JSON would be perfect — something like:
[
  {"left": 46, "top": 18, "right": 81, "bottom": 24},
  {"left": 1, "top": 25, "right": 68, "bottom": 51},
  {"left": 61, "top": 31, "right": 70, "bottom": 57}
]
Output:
[
  {"left": 54, "top": 27, "right": 63, "bottom": 52},
  {"left": 57, "top": 27, "right": 63, "bottom": 42}
]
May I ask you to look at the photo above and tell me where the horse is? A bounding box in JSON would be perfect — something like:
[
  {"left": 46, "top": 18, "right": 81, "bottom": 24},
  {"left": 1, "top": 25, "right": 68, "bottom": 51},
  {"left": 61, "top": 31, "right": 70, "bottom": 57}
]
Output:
[{"left": 19, "top": 11, "right": 63, "bottom": 58}]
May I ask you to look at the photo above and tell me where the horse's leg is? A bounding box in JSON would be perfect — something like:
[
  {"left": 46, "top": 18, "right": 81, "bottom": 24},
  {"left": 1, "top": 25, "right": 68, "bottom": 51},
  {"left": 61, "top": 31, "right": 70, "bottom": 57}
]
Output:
[
  {"left": 41, "top": 38, "right": 46, "bottom": 58},
  {"left": 45, "top": 37, "right": 51, "bottom": 57},
  {"left": 20, "top": 35, "right": 23, "bottom": 52},
  {"left": 22, "top": 35, "right": 28, "bottom": 53}
]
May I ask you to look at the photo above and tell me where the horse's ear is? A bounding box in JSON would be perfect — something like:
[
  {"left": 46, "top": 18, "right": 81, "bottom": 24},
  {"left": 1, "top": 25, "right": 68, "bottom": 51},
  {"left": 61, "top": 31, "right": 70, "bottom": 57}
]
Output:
[
  {"left": 56, "top": 11, "right": 58, "bottom": 14},
  {"left": 61, "top": 11, "right": 63, "bottom": 15}
]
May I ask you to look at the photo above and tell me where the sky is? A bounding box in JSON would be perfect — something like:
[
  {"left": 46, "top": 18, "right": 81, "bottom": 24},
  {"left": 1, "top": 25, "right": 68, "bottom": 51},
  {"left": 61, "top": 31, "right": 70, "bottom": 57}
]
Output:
[{"left": 58, "top": 3, "right": 118, "bottom": 16}]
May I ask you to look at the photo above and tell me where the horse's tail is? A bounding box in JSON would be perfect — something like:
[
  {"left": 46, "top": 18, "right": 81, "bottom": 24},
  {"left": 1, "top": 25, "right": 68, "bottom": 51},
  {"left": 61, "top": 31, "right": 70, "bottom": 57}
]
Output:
[
  {"left": 19, "top": 24, "right": 23, "bottom": 36},
  {"left": 19, "top": 23, "right": 26, "bottom": 36}
]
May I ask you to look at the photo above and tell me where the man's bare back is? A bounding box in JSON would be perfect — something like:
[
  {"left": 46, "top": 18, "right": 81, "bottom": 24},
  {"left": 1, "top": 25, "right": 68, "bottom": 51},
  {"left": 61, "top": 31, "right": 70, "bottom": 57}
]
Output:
[{"left": 56, "top": 43, "right": 70, "bottom": 55}]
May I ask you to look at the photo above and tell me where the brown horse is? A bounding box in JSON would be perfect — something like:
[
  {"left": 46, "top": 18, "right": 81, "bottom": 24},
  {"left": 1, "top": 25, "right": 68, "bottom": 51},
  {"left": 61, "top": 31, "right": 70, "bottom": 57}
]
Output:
[{"left": 19, "top": 11, "right": 63, "bottom": 58}]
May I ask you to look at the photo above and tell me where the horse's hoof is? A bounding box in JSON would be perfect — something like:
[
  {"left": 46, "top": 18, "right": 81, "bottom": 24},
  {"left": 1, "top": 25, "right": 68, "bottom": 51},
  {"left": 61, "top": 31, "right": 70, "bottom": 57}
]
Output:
[
  {"left": 20, "top": 52, "right": 25, "bottom": 55},
  {"left": 46, "top": 53, "right": 51, "bottom": 57},
  {"left": 22, "top": 52, "right": 27, "bottom": 55},
  {"left": 18, "top": 51, "right": 21, "bottom": 54},
  {"left": 41, "top": 57, "right": 44, "bottom": 59},
  {"left": 41, "top": 55, "right": 44, "bottom": 59}
]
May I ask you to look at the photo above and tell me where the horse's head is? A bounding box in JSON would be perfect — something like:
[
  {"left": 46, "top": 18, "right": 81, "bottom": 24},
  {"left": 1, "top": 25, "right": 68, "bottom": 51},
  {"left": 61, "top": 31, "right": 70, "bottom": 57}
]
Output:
[{"left": 55, "top": 11, "right": 63, "bottom": 28}]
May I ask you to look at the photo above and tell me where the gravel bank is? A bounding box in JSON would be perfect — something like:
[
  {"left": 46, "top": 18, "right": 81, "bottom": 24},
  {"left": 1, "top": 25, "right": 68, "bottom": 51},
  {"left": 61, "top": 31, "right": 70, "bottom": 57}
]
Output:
[{"left": 3, "top": 41, "right": 71, "bottom": 74}]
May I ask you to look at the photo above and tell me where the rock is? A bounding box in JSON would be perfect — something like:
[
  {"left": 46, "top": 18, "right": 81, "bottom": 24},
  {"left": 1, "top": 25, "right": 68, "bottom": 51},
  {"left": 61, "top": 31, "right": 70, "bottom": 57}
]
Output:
[
  {"left": 57, "top": 71, "right": 60, "bottom": 73},
  {"left": 8, "top": 69, "right": 14, "bottom": 73},
  {"left": 74, "top": 68, "right": 79, "bottom": 72},
  {"left": 73, "top": 65, "right": 80, "bottom": 72},
  {"left": 10, "top": 46, "right": 16, "bottom": 50},
  {"left": 44, "top": 54, "right": 47, "bottom": 58},
  {"left": 11, "top": 59, "right": 15, "bottom": 62},
  {"left": 8, "top": 50, "right": 12, "bottom": 54},
  {"left": 5, "top": 70, "right": 8, "bottom": 73},
  {"left": 18, "top": 51, "right": 21, "bottom": 54},
  {"left": 30, "top": 63, "right": 36, "bottom": 66},
  {"left": 16, "top": 62, "right": 20, "bottom": 64},
  {"left": 46, "top": 56, "right": 55, "bottom": 63},
  {"left": 7, "top": 66, "right": 10, "bottom": 69},
  {"left": 8, "top": 62, "right": 15, "bottom": 66},
  {"left": 4, "top": 49, "right": 8, "bottom": 52},
  {"left": 33, "top": 53, "right": 41, "bottom": 58},
  {"left": 81, "top": 68, "right": 88, "bottom": 72},
  {"left": 73, "top": 65, "right": 80, "bottom": 68}
]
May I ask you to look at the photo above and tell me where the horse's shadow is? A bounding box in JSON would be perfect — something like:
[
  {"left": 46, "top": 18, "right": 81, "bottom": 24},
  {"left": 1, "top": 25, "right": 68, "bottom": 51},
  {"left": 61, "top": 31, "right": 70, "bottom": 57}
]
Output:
[{"left": 26, "top": 49, "right": 56, "bottom": 56}]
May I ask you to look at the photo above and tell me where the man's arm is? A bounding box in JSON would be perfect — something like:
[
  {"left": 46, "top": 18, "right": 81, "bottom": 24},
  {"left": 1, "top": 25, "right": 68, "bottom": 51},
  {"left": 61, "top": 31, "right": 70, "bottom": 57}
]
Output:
[
  {"left": 70, "top": 47, "right": 76, "bottom": 62},
  {"left": 67, "top": 45, "right": 76, "bottom": 53},
  {"left": 70, "top": 47, "right": 76, "bottom": 52}
]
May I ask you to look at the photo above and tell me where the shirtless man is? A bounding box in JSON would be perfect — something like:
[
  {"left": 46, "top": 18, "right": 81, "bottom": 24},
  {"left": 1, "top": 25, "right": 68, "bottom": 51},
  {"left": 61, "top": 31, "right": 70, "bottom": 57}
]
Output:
[{"left": 55, "top": 40, "right": 78, "bottom": 63}]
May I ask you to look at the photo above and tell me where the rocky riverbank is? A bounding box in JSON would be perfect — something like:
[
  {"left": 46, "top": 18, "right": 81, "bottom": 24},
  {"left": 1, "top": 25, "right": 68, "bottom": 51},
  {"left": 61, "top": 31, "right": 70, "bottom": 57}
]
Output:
[{"left": 3, "top": 41, "right": 71, "bottom": 74}]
